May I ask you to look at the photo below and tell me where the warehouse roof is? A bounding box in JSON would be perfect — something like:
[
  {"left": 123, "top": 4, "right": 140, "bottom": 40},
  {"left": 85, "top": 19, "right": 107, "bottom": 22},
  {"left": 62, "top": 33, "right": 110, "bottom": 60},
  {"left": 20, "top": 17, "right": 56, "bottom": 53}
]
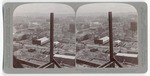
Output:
[
  {"left": 115, "top": 40, "right": 121, "bottom": 43},
  {"left": 54, "top": 41, "right": 60, "bottom": 45},
  {"left": 37, "top": 37, "right": 49, "bottom": 42},
  {"left": 114, "top": 40, "right": 121, "bottom": 43},
  {"left": 54, "top": 54, "right": 75, "bottom": 59},
  {"left": 116, "top": 53, "right": 138, "bottom": 58},
  {"left": 99, "top": 36, "right": 109, "bottom": 41}
]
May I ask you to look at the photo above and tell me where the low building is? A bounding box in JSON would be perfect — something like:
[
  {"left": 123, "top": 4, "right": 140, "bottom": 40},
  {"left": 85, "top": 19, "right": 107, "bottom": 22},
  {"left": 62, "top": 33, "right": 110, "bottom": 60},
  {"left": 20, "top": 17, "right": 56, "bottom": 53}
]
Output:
[
  {"left": 90, "top": 48, "right": 98, "bottom": 52},
  {"left": 54, "top": 41, "right": 60, "bottom": 46},
  {"left": 94, "top": 36, "right": 109, "bottom": 44},
  {"left": 114, "top": 40, "right": 121, "bottom": 46},
  {"left": 13, "top": 33, "right": 29, "bottom": 41},
  {"left": 127, "top": 48, "right": 138, "bottom": 54},
  {"left": 54, "top": 54, "right": 75, "bottom": 67},
  {"left": 115, "top": 53, "right": 138, "bottom": 64},
  {"left": 28, "top": 48, "right": 36, "bottom": 52},
  {"left": 32, "top": 37, "right": 49, "bottom": 45},
  {"left": 76, "top": 33, "right": 92, "bottom": 42},
  {"left": 76, "top": 44, "right": 85, "bottom": 52},
  {"left": 13, "top": 42, "right": 23, "bottom": 51}
]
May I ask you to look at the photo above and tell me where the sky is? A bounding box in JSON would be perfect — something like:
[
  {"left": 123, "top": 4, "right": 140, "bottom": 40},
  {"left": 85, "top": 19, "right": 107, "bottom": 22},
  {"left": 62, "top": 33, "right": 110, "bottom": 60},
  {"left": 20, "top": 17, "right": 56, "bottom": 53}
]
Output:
[
  {"left": 77, "top": 3, "right": 137, "bottom": 14},
  {"left": 13, "top": 3, "right": 137, "bottom": 16},
  {"left": 13, "top": 3, "right": 75, "bottom": 16}
]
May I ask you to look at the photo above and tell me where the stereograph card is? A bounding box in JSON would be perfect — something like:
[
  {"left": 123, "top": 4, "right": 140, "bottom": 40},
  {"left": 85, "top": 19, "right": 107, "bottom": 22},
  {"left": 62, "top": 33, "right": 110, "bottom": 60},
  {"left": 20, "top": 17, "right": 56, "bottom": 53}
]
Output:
[{"left": 3, "top": 2, "right": 147, "bottom": 73}]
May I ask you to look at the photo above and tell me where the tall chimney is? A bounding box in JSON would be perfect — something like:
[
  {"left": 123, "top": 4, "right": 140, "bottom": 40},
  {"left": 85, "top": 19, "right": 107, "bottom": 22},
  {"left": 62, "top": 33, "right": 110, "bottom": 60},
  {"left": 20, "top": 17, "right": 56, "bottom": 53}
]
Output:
[
  {"left": 108, "top": 12, "right": 114, "bottom": 62},
  {"left": 50, "top": 13, "right": 54, "bottom": 64}
]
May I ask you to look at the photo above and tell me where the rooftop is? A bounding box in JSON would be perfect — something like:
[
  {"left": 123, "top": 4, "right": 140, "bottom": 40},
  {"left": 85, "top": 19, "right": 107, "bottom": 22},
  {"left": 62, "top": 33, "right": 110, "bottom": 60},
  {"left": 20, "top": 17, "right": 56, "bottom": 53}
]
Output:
[
  {"left": 114, "top": 40, "right": 121, "bottom": 43},
  {"left": 99, "top": 36, "right": 109, "bottom": 41},
  {"left": 37, "top": 37, "right": 49, "bottom": 43},
  {"left": 116, "top": 53, "right": 138, "bottom": 58},
  {"left": 54, "top": 54, "right": 75, "bottom": 60}
]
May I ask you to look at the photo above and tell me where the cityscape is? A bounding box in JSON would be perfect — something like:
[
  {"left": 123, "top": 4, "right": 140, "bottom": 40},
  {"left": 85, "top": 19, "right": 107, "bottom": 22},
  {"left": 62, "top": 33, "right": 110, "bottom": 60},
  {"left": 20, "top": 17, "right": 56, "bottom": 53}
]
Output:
[{"left": 13, "top": 3, "right": 138, "bottom": 68}]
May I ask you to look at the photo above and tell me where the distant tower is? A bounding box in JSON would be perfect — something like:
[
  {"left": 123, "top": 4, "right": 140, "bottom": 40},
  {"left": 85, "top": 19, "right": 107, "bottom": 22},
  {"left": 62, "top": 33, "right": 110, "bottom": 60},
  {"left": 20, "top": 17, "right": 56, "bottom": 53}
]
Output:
[
  {"left": 130, "top": 19, "right": 137, "bottom": 32},
  {"left": 130, "top": 22, "right": 137, "bottom": 31},
  {"left": 69, "top": 23, "right": 75, "bottom": 33},
  {"left": 130, "top": 19, "right": 137, "bottom": 37}
]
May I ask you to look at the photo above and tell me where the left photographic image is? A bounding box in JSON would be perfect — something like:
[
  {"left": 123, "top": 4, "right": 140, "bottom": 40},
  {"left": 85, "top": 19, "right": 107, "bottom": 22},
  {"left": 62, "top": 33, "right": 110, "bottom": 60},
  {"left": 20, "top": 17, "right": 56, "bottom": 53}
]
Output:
[{"left": 13, "top": 3, "right": 76, "bottom": 68}]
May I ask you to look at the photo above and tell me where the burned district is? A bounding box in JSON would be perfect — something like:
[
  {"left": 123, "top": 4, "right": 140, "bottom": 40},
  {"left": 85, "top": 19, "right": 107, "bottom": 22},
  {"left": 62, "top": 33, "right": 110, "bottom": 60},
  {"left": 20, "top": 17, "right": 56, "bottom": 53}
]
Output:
[
  {"left": 76, "top": 12, "right": 138, "bottom": 68},
  {"left": 13, "top": 11, "right": 138, "bottom": 68},
  {"left": 13, "top": 13, "right": 76, "bottom": 68}
]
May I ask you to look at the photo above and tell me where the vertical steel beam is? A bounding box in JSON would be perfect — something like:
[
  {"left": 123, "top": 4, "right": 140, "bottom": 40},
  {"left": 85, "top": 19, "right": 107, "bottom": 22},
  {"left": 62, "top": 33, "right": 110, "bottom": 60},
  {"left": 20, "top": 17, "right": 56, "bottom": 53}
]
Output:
[
  {"left": 50, "top": 13, "right": 54, "bottom": 66},
  {"left": 108, "top": 12, "right": 114, "bottom": 62},
  {"left": 99, "top": 12, "right": 122, "bottom": 68}
]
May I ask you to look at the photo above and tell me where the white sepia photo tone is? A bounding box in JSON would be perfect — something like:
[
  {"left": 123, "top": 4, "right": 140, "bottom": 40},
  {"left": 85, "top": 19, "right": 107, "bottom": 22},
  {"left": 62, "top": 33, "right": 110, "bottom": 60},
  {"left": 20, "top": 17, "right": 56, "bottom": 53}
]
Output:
[
  {"left": 13, "top": 3, "right": 138, "bottom": 68},
  {"left": 3, "top": 2, "right": 147, "bottom": 73}
]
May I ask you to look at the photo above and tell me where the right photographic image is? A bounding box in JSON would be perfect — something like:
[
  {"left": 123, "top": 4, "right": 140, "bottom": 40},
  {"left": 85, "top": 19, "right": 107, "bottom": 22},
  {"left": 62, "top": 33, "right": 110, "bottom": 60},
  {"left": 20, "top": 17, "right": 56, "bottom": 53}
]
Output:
[{"left": 76, "top": 3, "right": 138, "bottom": 68}]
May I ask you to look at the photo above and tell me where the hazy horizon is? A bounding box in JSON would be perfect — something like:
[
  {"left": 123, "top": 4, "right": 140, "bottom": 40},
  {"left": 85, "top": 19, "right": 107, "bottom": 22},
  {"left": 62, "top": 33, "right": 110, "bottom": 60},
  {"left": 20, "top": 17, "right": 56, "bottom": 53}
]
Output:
[{"left": 13, "top": 3, "right": 137, "bottom": 17}]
